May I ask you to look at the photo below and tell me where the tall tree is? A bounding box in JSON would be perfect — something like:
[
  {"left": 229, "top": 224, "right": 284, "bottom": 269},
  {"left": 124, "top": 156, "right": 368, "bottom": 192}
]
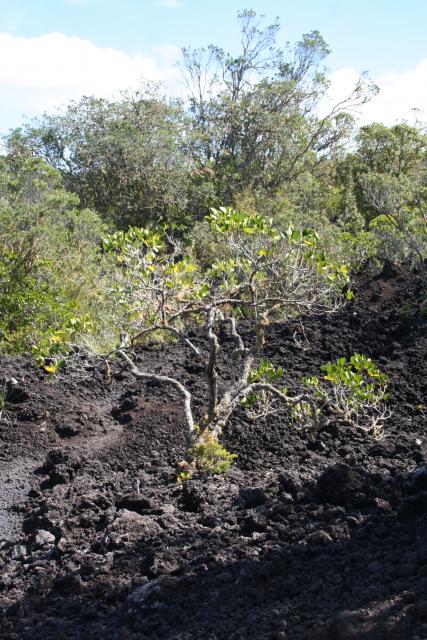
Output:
[
  {"left": 7, "top": 89, "right": 190, "bottom": 230},
  {"left": 181, "top": 10, "right": 376, "bottom": 204},
  {"left": 334, "top": 123, "right": 427, "bottom": 259}
]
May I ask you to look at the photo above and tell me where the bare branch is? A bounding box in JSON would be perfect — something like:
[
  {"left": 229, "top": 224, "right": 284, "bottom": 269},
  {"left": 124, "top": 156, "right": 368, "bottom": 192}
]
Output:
[
  {"left": 131, "top": 325, "right": 202, "bottom": 359},
  {"left": 206, "top": 308, "right": 219, "bottom": 422},
  {"left": 219, "top": 316, "right": 247, "bottom": 355},
  {"left": 117, "top": 349, "right": 196, "bottom": 445}
]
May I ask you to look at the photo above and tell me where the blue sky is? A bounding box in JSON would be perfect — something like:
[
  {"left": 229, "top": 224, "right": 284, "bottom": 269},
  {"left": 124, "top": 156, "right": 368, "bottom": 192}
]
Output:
[{"left": 0, "top": 0, "right": 426, "bottom": 132}]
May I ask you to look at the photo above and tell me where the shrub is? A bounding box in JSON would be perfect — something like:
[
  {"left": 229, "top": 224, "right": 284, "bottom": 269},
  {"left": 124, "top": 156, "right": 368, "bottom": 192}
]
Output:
[
  {"left": 0, "top": 154, "right": 118, "bottom": 357},
  {"left": 303, "top": 353, "right": 390, "bottom": 437},
  {"left": 106, "top": 207, "right": 352, "bottom": 473}
]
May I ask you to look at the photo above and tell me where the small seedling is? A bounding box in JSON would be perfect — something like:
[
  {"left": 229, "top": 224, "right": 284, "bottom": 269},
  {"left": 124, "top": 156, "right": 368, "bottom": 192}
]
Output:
[
  {"left": 190, "top": 431, "right": 238, "bottom": 475},
  {"left": 176, "top": 429, "right": 238, "bottom": 482}
]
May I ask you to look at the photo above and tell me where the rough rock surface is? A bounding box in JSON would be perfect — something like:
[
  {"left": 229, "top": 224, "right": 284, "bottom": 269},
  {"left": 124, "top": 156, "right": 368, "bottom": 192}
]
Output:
[{"left": 0, "top": 262, "right": 426, "bottom": 639}]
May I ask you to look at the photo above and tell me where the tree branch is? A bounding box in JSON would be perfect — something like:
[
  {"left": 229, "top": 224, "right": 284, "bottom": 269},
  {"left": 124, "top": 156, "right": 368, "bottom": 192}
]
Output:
[{"left": 117, "top": 349, "right": 196, "bottom": 445}]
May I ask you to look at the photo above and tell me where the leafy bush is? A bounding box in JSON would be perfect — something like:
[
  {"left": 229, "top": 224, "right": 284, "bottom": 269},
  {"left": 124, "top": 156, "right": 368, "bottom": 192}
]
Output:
[
  {"left": 0, "top": 153, "right": 117, "bottom": 357},
  {"left": 303, "top": 353, "right": 390, "bottom": 437},
  {"left": 31, "top": 316, "right": 94, "bottom": 374},
  {"left": 333, "top": 123, "right": 427, "bottom": 263}
]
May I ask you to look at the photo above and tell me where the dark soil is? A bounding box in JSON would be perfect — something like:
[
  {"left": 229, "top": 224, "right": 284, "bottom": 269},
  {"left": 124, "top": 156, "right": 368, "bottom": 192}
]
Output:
[{"left": 1, "top": 262, "right": 426, "bottom": 640}]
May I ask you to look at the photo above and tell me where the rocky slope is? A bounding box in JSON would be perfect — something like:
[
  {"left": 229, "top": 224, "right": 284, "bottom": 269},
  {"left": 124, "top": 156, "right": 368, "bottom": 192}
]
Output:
[{"left": 0, "top": 262, "right": 426, "bottom": 640}]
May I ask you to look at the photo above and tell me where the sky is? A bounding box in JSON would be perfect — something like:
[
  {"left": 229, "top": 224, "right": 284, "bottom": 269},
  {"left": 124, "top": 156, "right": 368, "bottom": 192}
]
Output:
[{"left": 0, "top": 0, "right": 426, "bottom": 134}]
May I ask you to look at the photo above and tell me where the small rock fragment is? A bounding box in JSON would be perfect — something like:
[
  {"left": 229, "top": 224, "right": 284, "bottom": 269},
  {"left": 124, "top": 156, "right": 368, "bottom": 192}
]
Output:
[
  {"left": 34, "top": 530, "right": 55, "bottom": 547},
  {"left": 307, "top": 530, "right": 333, "bottom": 545}
]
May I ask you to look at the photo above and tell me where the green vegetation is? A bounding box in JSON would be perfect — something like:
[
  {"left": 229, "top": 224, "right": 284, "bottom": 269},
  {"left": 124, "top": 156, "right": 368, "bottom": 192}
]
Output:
[
  {"left": 1, "top": 10, "right": 421, "bottom": 471},
  {"left": 188, "top": 430, "right": 238, "bottom": 476},
  {"left": 303, "top": 354, "right": 390, "bottom": 437},
  {"left": 8, "top": 91, "right": 190, "bottom": 232},
  {"left": 334, "top": 123, "right": 427, "bottom": 261},
  {"left": 109, "top": 207, "right": 381, "bottom": 473},
  {"left": 0, "top": 152, "right": 116, "bottom": 354}
]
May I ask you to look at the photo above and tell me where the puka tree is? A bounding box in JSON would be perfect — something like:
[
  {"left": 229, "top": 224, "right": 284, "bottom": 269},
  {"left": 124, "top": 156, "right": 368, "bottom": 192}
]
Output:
[{"left": 104, "top": 207, "right": 351, "bottom": 475}]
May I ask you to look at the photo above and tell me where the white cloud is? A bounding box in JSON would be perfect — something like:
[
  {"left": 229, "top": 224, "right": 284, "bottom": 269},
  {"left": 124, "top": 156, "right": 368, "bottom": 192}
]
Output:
[
  {"left": 1, "top": 30, "right": 426, "bottom": 134},
  {"left": 325, "top": 59, "right": 427, "bottom": 126},
  {"left": 155, "top": 44, "right": 181, "bottom": 65},
  {"left": 159, "top": 0, "right": 182, "bottom": 6},
  {"left": 0, "top": 32, "right": 180, "bottom": 131}
]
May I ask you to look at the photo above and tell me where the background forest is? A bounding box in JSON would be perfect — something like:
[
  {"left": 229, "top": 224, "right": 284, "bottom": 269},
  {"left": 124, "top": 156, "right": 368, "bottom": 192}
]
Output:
[{"left": 1, "top": 10, "right": 426, "bottom": 358}]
